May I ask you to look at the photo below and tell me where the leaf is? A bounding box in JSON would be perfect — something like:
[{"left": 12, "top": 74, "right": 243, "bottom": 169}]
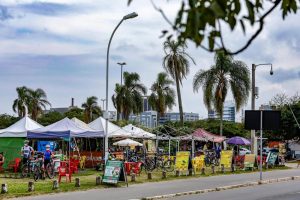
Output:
[
  {"left": 208, "top": 35, "right": 215, "bottom": 50},
  {"left": 240, "top": 19, "right": 246, "bottom": 35},
  {"left": 127, "top": 0, "right": 133, "bottom": 6},
  {"left": 210, "top": 1, "right": 226, "bottom": 17}
]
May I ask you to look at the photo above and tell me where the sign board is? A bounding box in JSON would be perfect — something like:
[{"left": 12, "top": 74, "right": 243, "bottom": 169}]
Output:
[
  {"left": 102, "top": 160, "right": 127, "bottom": 185},
  {"left": 266, "top": 152, "right": 278, "bottom": 166},
  {"left": 175, "top": 151, "right": 190, "bottom": 172},
  {"left": 192, "top": 155, "right": 205, "bottom": 171},
  {"left": 147, "top": 140, "right": 156, "bottom": 153},
  {"left": 220, "top": 150, "right": 233, "bottom": 168},
  {"left": 244, "top": 110, "right": 281, "bottom": 130},
  {"left": 244, "top": 154, "right": 256, "bottom": 169}
]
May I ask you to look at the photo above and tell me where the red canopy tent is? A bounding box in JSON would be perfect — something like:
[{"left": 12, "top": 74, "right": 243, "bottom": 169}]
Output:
[{"left": 180, "top": 128, "right": 225, "bottom": 143}]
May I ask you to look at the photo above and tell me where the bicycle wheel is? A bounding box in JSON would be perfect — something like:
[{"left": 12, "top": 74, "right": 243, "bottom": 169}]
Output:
[
  {"left": 145, "top": 158, "right": 155, "bottom": 172},
  {"left": 21, "top": 164, "right": 29, "bottom": 178},
  {"left": 163, "top": 160, "right": 175, "bottom": 172},
  {"left": 33, "top": 167, "right": 40, "bottom": 181},
  {"left": 205, "top": 157, "right": 211, "bottom": 167},
  {"left": 46, "top": 163, "right": 55, "bottom": 179}
]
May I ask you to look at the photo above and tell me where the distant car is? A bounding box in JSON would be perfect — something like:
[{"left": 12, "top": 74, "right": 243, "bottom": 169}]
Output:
[
  {"left": 262, "top": 147, "right": 279, "bottom": 157},
  {"left": 239, "top": 148, "right": 251, "bottom": 156}
]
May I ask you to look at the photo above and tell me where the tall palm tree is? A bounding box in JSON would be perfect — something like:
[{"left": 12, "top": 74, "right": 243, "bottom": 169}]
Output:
[
  {"left": 28, "top": 88, "right": 51, "bottom": 120},
  {"left": 112, "top": 72, "right": 147, "bottom": 120},
  {"left": 12, "top": 86, "right": 31, "bottom": 117},
  {"left": 163, "top": 40, "right": 195, "bottom": 125},
  {"left": 193, "top": 51, "right": 250, "bottom": 136},
  {"left": 82, "top": 96, "right": 102, "bottom": 123},
  {"left": 148, "top": 72, "right": 176, "bottom": 122}
]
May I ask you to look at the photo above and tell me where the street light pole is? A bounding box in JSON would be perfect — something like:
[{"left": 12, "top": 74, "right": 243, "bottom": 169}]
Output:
[
  {"left": 117, "top": 62, "right": 126, "bottom": 86},
  {"left": 251, "top": 63, "right": 273, "bottom": 155},
  {"left": 105, "top": 12, "right": 138, "bottom": 161},
  {"left": 100, "top": 99, "right": 106, "bottom": 110}
]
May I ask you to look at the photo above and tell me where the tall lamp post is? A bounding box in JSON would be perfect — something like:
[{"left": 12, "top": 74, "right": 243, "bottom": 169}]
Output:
[
  {"left": 100, "top": 99, "right": 106, "bottom": 110},
  {"left": 105, "top": 12, "right": 138, "bottom": 161},
  {"left": 117, "top": 62, "right": 126, "bottom": 86},
  {"left": 251, "top": 63, "right": 273, "bottom": 155}
]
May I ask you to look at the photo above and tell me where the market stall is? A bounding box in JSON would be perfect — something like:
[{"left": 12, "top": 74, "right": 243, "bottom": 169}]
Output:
[{"left": 0, "top": 116, "right": 43, "bottom": 168}]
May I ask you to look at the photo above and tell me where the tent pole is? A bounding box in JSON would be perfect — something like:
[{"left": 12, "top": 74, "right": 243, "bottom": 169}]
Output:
[
  {"left": 168, "top": 138, "right": 171, "bottom": 159},
  {"left": 88, "top": 138, "right": 94, "bottom": 168},
  {"left": 192, "top": 137, "right": 195, "bottom": 159}
]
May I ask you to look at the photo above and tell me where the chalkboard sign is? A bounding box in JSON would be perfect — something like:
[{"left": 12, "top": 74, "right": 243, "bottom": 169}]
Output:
[
  {"left": 102, "top": 160, "right": 127, "bottom": 185},
  {"left": 266, "top": 152, "right": 278, "bottom": 166}
]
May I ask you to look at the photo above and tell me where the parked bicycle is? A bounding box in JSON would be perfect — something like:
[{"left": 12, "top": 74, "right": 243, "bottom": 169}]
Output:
[{"left": 145, "top": 153, "right": 175, "bottom": 172}]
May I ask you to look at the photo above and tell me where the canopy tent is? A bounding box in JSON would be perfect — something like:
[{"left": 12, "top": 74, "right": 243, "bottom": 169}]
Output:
[
  {"left": 88, "top": 117, "right": 131, "bottom": 138},
  {"left": 227, "top": 136, "right": 250, "bottom": 145},
  {"left": 27, "top": 118, "right": 105, "bottom": 139},
  {"left": 0, "top": 116, "right": 43, "bottom": 137},
  {"left": 181, "top": 128, "right": 225, "bottom": 143},
  {"left": 122, "top": 124, "right": 156, "bottom": 139},
  {"left": 113, "top": 138, "right": 143, "bottom": 147},
  {"left": 71, "top": 117, "right": 92, "bottom": 130}
]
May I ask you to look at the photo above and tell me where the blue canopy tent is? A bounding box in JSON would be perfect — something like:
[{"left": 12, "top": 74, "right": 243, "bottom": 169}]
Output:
[{"left": 27, "top": 118, "right": 105, "bottom": 168}]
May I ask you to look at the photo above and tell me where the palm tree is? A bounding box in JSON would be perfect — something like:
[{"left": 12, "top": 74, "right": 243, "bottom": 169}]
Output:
[
  {"left": 82, "top": 96, "right": 102, "bottom": 123},
  {"left": 12, "top": 86, "right": 31, "bottom": 117},
  {"left": 148, "top": 72, "right": 176, "bottom": 122},
  {"left": 28, "top": 88, "right": 51, "bottom": 120},
  {"left": 193, "top": 51, "right": 250, "bottom": 136},
  {"left": 112, "top": 72, "right": 147, "bottom": 120},
  {"left": 163, "top": 40, "right": 195, "bottom": 125}
]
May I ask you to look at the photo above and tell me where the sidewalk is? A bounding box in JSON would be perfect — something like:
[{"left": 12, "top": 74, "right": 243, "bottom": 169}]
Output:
[{"left": 15, "top": 168, "right": 300, "bottom": 200}]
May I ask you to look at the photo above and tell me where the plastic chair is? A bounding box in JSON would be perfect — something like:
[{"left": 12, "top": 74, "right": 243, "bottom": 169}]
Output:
[
  {"left": 58, "top": 166, "right": 72, "bottom": 183},
  {"left": 131, "top": 162, "right": 142, "bottom": 175},
  {"left": 70, "top": 159, "right": 79, "bottom": 174},
  {"left": 80, "top": 156, "right": 87, "bottom": 169},
  {"left": 8, "top": 158, "right": 21, "bottom": 173}
]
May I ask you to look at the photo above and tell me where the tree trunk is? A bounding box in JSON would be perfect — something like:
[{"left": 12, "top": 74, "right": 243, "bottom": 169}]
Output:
[
  {"left": 220, "top": 106, "right": 224, "bottom": 137},
  {"left": 175, "top": 75, "right": 184, "bottom": 126}
]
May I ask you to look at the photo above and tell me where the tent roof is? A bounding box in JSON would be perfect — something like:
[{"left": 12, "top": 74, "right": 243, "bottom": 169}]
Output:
[
  {"left": 88, "top": 117, "right": 131, "bottom": 138},
  {"left": 0, "top": 116, "right": 43, "bottom": 138},
  {"left": 27, "top": 117, "right": 105, "bottom": 138},
  {"left": 71, "top": 117, "right": 92, "bottom": 130},
  {"left": 181, "top": 128, "right": 225, "bottom": 143},
  {"left": 122, "top": 124, "right": 156, "bottom": 139},
  {"left": 113, "top": 138, "right": 143, "bottom": 147}
]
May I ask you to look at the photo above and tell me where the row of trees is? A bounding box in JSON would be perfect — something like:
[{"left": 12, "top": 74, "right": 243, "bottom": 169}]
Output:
[
  {"left": 12, "top": 86, "right": 102, "bottom": 123},
  {"left": 112, "top": 41, "right": 251, "bottom": 137}
]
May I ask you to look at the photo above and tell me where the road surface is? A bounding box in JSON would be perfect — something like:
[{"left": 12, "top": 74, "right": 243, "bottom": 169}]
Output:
[
  {"left": 14, "top": 168, "right": 300, "bottom": 200},
  {"left": 173, "top": 179, "right": 300, "bottom": 200}
]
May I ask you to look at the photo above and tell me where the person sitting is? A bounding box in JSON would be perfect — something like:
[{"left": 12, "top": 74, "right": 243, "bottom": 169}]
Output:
[{"left": 0, "top": 152, "right": 5, "bottom": 169}]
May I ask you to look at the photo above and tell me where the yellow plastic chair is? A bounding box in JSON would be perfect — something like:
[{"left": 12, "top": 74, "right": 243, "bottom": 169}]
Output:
[{"left": 80, "top": 156, "right": 87, "bottom": 169}]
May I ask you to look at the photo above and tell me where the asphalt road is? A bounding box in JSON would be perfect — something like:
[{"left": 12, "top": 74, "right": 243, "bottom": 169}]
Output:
[
  {"left": 172, "top": 179, "right": 300, "bottom": 200},
  {"left": 14, "top": 168, "right": 300, "bottom": 200}
]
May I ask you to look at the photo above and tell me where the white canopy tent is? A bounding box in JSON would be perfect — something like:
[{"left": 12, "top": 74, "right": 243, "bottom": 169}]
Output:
[
  {"left": 71, "top": 117, "right": 92, "bottom": 130},
  {"left": 0, "top": 116, "right": 43, "bottom": 137},
  {"left": 122, "top": 124, "right": 156, "bottom": 139},
  {"left": 88, "top": 117, "right": 131, "bottom": 138},
  {"left": 113, "top": 138, "right": 143, "bottom": 147}
]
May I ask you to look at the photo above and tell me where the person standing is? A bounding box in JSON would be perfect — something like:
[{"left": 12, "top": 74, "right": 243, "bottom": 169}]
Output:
[
  {"left": 43, "top": 144, "right": 53, "bottom": 168},
  {"left": 21, "top": 140, "right": 34, "bottom": 166},
  {"left": 0, "top": 152, "right": 5, "bottom": 169}
]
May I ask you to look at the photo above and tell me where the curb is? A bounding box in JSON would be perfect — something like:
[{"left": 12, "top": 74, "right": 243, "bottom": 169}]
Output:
[{"left": 142, "top": 176, "right": 299, "bottom": 200}]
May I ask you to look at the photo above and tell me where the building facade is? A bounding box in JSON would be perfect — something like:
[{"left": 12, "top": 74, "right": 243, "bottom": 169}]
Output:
[
  {"left": 207, "top": 101, "right": 236, "bottom": 122},
  {"left": 128, "top": 111, "right": 158, "bottom": 128},
  {"left": 159, "top": 112, "right": 200, "bottom": 124}
]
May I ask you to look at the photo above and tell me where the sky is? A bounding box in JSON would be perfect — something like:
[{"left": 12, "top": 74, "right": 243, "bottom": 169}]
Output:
[{"left": 0, "top": 0, "right": 299, "bottom": 120}]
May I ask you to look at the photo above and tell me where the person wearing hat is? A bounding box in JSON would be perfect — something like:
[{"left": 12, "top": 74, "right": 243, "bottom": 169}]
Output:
[
  {"left": 21, "top": 140, "right": 34, "bottom": 166},
  {"left": 43, "top": 144, "right": 53, "bottom": 169},
  {"left": 0, "top": 152, "right": 5, "bottom": 169}
]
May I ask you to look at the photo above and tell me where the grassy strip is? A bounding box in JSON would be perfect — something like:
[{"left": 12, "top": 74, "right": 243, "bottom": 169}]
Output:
[{"left": 0, "top": 166, "right": 290, "bottom": 199}]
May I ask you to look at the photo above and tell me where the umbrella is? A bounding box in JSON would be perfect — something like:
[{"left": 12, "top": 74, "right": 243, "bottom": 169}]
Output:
[
  {"left": 227, "top": 136, "right": 251, "bottom": 145},
  {"left": 113, "top": 139, "right": 143, "bottom": 147}
]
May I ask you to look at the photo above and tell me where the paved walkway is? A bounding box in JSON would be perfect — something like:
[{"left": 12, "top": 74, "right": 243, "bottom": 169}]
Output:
[{"left": 15, "top": 168, "right": 300, "bottom": 200}]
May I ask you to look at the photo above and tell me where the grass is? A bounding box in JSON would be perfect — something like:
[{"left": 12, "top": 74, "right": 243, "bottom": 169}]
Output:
[{"left": 0, "top": 165, "right": 290, "bottom": 199}]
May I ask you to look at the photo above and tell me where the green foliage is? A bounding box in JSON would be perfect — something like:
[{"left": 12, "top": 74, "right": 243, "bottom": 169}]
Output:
[
  {"left": 153, "top": 120, "right": 250, "bottom": 138},
  {"left": 163, "top": 40, "right": 195, "bottom": 125},
  {"left": 112, "top": 72, "right": 147, "bottom": 120},
  {"left": 64, "top": 107, "right": 84, "bottom": 121},
  {"left": 128, "top": 0, "right": 299, "bottom": 54},
  {"left": 37, "top": 111, "right": 64, "bottom": 126},
  {"left": 82, "top": 96, "right": 102, "bottom": 123},
  {"left": 148, "top": 72, "right": 176, "bottom": 119},
  {"left": 0, "top": 114, "right": 19, "bottom": 129}
]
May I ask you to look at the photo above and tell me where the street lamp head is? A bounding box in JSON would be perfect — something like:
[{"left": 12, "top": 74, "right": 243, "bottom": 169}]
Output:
[
  {"left": 270, "top": 64, "right": 274, "bottom": 75},
  {"left": 123, "top": 12, "right": 138, "bottom": 20},
  {"left": 117, "top": 62, "right": 126, "bottom": 66}
]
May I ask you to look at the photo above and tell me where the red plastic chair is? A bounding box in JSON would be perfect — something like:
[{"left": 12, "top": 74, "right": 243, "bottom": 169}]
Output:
[
  {"left": 131, "top": 162, "right": 142, "bottom": 175},
  {"left": 58, "top": 166, "right": 72, "bottom": 183},
  {"left": 8, "top": 158, "right": 21, "bottom": 173},
  {"left": 124, "top": 162, "right": 132, "bottom": 175},
  {"left": 70, "top": 160, "right": 79, "bottom": 174}
]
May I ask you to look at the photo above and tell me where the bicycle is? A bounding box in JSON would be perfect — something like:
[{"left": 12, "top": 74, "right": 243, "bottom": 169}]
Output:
[
  {"left": 33, "top": 158, "right": 45, "bottom": 181},
  {"left": 45, "top": 158, "right": 55, "bottom": 179},
  {"left": 146, "top": 153, "right": 175, "bottom": 172}
]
